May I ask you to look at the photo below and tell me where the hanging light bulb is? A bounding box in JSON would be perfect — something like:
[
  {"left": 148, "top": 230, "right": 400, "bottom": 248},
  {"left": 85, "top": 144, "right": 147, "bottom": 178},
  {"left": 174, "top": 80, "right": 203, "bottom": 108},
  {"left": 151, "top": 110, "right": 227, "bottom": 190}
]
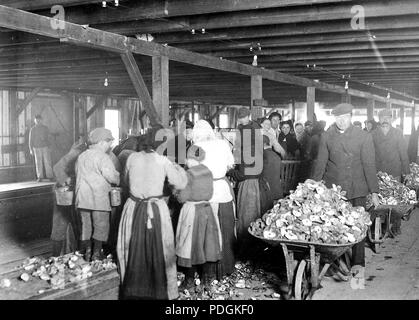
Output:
[
  {"left": 104, "top": 77, "right": 108, "bottom": 87},
  {"left": 191, "top": 29, "right": 195, "bottom": 34},
  {"left": 313, "top": 64, "right": 316, "bottom": 68},
  {"left": 114, "top": 0, "right": 119, "bottom": 6},
  {"left": 201, "top": 28, "right": 205, "bottom": 34},
  {"left": 249, "top": 46, "right": 253, "bottom": 52},
  {"left": 252, "top": 55, "right": 258, "bottom": 66},
  {"left": 102, "top": 1, "right": 106, "bottom": 8},
  {"left": 345, "top": 81, "right": 349, "bottom": 90},
  {"left": 387, "top": 92, "right": 391, "bottom": 99}
]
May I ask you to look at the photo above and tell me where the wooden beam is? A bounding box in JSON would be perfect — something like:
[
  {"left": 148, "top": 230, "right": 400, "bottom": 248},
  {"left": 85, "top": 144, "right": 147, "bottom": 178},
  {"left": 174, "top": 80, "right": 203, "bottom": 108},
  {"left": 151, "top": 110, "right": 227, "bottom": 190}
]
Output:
[
  {"left": 177, "top": 29, "right": 419, "bottom": 52},
  {"left": 73, "top": 94, "right": 79, "bottom": 142},
  {"left": 155, "top": 16, "right": 419, "bottom": 44},
  {"left": 0, "top": 5, "right": 416, "bottom": 106},
  {"left": 28, "top": 0, "right": 352, "bottom": 25},
  {"left": 16, "top": 87, "right": 42, "bottom": 114},
  {"left": 92, "top": 0, "right": 419, "bottom": 36},
  {"left": 253, "top": 99, "right": 269, "bottom": 107},
  {"left": 86, "top": 95, "right": 106, "bottom": 119},
  {"left": 400, "top": 106, "right": 405, "bottom": 132},
  {"left": 120, "top": 52, "right": 161, "bottom": 126},
  {"left": 367, "top": 99, "right": 375, "bottom": 121},
  {"left": 307, "top": 87, "right": 315, "bottom": 122},
  {"left": 251, "top": 75, "right": 263, "bottom": 120},
  {"left": 3, "top": 0, "right": 102, "bottom": 11},
  {"left": 152, "top": 56, "right": 169, "bottom": 127}
]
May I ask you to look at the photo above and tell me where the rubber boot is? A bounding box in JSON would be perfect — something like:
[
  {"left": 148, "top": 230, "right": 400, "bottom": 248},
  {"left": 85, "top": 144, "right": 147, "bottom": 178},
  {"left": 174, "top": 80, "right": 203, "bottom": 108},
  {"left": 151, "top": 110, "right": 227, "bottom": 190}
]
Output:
[
  {"left": 91, "top": 239, "right": 104, "bottom": 261},
  {"left": 51, "top": 240, "right": 64, "bottom": 257}
]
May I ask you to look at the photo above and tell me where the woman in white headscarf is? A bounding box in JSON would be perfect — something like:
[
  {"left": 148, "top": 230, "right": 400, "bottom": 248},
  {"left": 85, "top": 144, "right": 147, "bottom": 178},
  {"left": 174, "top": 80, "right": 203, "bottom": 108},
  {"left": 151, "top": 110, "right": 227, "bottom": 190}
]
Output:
[{"left": 189, "top": 120, "right": 237, "bottom": 278}]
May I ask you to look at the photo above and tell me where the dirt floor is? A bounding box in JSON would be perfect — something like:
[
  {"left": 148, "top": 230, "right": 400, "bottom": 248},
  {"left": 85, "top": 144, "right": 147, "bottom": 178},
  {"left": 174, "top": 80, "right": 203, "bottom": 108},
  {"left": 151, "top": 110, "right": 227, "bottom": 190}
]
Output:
[
  {"left": 2, "top": 209, "right": 418, "bottom": 300},
  {"left": 312, "top": 208, "right": 419, "bottom": 300},
  {"left": 179, "top": 208, "right": 419, "bottom": 300}
]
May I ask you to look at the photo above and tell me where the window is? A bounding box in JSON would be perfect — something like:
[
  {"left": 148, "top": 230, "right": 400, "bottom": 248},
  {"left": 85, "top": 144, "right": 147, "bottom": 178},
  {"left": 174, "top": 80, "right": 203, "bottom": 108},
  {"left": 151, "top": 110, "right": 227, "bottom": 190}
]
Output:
[{"left": 105, "top": 109, "right": 120, "bottom": 147}]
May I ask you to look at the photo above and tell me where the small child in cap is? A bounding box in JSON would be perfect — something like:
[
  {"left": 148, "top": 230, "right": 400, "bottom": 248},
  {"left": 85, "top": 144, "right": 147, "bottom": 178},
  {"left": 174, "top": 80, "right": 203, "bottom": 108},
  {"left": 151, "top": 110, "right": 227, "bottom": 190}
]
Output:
[{"left": 75, "top": 128, "right": 120, "bottom": 261}]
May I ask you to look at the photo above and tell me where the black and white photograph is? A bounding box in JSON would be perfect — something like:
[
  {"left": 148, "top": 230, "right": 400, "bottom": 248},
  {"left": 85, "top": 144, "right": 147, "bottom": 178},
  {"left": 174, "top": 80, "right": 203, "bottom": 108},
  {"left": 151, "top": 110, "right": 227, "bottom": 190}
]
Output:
[{"left": 0, "top": 0, "right": 418, "bottom": 307}]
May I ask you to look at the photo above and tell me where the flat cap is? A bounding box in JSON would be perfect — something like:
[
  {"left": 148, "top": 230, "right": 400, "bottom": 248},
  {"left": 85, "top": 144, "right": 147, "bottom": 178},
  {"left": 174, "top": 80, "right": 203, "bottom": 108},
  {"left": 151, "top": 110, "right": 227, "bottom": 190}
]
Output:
[
  {"left": 378, "top": 109, "right": 392, "bottom": 118},
  {"left": 304, "top": 120, "right": 313, "bottom": 126},
  {"left": 331, "top": 103, "right": 353, "bottom": 116},
  {"left": 237, "top": 107, "right": 250, "bottom": 119},
  {"left": 89, "top": 127, "right": 114, "bottom": 144}
]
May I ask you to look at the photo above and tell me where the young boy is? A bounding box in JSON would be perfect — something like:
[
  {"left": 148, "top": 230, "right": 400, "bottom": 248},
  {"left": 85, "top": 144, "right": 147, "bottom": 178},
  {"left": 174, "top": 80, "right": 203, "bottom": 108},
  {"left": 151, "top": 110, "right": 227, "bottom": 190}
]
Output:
[{"left": 75, "top": 128, "right": 120, "bottom": 261}]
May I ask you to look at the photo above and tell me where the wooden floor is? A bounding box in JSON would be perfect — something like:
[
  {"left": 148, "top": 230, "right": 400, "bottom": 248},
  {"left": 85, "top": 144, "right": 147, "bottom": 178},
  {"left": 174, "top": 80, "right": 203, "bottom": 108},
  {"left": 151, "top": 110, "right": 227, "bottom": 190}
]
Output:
[{"left": 0, "top": 238, "right": 52, "bottom": 275}]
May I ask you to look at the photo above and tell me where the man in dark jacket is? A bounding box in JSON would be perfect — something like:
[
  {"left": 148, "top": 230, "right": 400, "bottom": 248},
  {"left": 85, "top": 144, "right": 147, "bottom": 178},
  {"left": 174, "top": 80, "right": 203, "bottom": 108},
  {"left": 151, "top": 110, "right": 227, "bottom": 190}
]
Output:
[
  {"left": 278, "top": 121, "right": 299, "bottom": 158},
  {"left": 312, "top": 103, "right": 379, "bottom": 284},
  {"left": 372, "top": 109, "right": 409, "bottom": 182},
  {"left": 262, "top": 135, "right": 283, "bottom": 201},
  {"left": 371, "top": 109, "right": 409, "bottom": 236},
  {"left": 29, "top": 114, "right": 53, "bottom": 181}
]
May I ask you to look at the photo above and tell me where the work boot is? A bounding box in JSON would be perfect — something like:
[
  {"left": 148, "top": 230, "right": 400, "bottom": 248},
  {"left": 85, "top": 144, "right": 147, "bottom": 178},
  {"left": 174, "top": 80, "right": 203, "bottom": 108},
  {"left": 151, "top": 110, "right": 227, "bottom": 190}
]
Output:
[
  {"left": 79, "top": 240, "right": 92, "bottom": 262},
  {"left": 51, "top": 240, "right": 64, "bottom": 257},
  {"left": 91, "top": 240, "right": 104, "bottom": 261},
  {"left": 179, "top": 267, "right": 196, "bottom": 292},
  {"left": 202, "top": 262, "right": 217, "bottom": 287}
]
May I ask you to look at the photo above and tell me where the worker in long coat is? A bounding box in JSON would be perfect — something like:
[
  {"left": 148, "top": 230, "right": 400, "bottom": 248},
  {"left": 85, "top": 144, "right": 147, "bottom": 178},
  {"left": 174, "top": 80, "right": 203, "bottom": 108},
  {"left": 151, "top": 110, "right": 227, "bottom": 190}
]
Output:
[
  {"left": 371, "top": 109, "right": 410, "bottom": 236},
  {"left": 229, "top": 107, "right": 265, "bottom": 259},
  {"left": 312, "top": 103, "right": 380, "bottom": 283},
  {"left": 117, "top": 126, "right": 188, "bottom": 300},
  {"left": 371, "top": 109, "right": 409, "bottom": 182},
  {"left": 50, "top": 137, "right": 87, "bottom": 256}
]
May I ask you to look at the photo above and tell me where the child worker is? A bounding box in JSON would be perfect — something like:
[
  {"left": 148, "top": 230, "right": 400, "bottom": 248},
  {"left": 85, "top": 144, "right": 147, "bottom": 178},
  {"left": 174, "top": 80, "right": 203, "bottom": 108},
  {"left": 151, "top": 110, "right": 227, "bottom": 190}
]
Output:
[{"left": 75, "top": 128, "right": 120, "bottom": 262}]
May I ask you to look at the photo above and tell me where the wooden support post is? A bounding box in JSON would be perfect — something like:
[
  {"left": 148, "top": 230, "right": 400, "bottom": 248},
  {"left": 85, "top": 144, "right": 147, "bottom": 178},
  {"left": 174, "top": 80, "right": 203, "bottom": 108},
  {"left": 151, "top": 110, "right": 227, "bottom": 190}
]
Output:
[
  {"left": 16, "top": 87, "right": 42, "bottom": 115},
  {"left": 412, "top": 103, "right": 416, "bottom": 134},
  {"left": 307, "top": 87, "right": 315, "bottom": 122},
  {"left": 79, "top": 95, "right": 87, "bottom": 137},
  {"left": 73, "top": 94, "right": 80, "bottom": 142},
  {"left": 86, "top": 96, "right": 107, "bottom": 119},
  {"left": 9, "top": 89, "right": 18, "bottom": 166},
  {"left": 251, "top": 75, "right": 263, "bottom": 120},
  {"left": 120, "top": 52, "right": 161, "bottom": 126},
  {"left": 291, "top": 99, "right": 296, "bottom": 121},
  {"left": 152, "top": 56, "right": 169, "bottom": 127},
  {"left": 229, "top": 107, "right": 236, "bottom": 128},
  {"left": 341, "top": 93, "right": 351, "bottom": 104},
  {"left": 400, "top": 106, "right": 405, "bottom": 132},
  {"left": 367, "top": 99, "right": 375, "bottom": 121},
  {"left": 209, "top": 106, "right": 226, "bottom": 120}
]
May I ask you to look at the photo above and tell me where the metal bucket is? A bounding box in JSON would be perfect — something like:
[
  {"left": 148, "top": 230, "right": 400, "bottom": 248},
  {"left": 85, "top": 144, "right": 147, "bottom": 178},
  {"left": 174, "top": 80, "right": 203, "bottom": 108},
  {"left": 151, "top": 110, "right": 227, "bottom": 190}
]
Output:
[
  {"left": 55, "top": 187, "right": 74, "bottom": 206},
  {"left": 110, "top": 187, "right": 122, "bottom": 206}
]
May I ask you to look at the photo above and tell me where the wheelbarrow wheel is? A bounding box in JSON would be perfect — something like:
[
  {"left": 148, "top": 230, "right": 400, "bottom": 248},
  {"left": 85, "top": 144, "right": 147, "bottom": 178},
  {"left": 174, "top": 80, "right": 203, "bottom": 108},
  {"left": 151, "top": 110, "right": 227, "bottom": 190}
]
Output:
[
  {"left": 373, "top": 216, "right": 382, "bottom": 254},
  {"left": 294, "top": 260, "right": 311, "bottom": 300}
]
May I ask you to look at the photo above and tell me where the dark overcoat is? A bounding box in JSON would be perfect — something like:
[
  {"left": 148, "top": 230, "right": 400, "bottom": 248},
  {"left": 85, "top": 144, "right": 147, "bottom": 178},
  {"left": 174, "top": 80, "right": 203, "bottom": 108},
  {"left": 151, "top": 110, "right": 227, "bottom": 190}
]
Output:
[
  {"left": 371, "top": 126, "right": 409, "bottom": 179},
  {"left": 312, "top": 124, "right": 379, "bottom": 200}
]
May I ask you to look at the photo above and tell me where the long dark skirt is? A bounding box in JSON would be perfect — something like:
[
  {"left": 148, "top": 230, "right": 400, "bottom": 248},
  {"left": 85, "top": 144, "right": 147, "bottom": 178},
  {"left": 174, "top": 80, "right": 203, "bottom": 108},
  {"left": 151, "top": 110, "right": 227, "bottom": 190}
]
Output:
[
  {"left": 118, "top": 198, "right": 178, "bottom": 300},
  {"left": 176, "top": 202, "right": 221, "bottom": 268},
  {"left": 217, "top": 201, "right": 236, "bottom": 277}
]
